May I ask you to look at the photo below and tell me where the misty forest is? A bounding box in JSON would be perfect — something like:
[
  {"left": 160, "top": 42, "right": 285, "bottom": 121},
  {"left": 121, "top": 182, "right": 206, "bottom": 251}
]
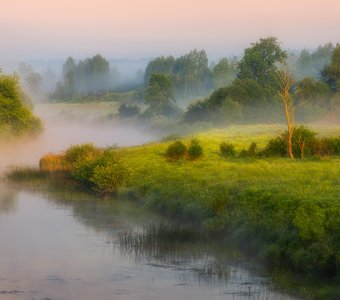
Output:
[{"left": 1, "top": 35, "right": 340, "bottom": 300}]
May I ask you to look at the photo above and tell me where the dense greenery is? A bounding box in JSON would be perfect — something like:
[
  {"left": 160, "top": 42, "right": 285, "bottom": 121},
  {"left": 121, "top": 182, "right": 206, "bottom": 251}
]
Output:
[
  {"left": 0, "top": 72, "right": 42, "bottom": 137},
  {"left": 184, "top": 39, "right": 339, "bottom": 125},
  {"left": 290, "top": 43, "right": 335, "bottom": 80},
  {"left": 53, "top": 55, "right": 119, "bottom": 100},
  {"left": 321, "top": 45, "right": 340, "bottom": 92},
  {"left": 144, "top": 73, "right": 175, "bottom": 116},
  {"left": 7, "top": 124, "right": 340, "bottom": 298},
  {"left": 144, "top": 49, "right": 212, "bottom": 100},
  {"left": 40, "top": 143, "right": 132, "bottom": 195}
]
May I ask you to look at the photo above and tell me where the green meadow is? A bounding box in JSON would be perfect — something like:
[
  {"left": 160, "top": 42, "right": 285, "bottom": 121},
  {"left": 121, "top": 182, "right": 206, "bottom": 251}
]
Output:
[{"left": 7, "top": 124, "right": 340, "bottom": 299}]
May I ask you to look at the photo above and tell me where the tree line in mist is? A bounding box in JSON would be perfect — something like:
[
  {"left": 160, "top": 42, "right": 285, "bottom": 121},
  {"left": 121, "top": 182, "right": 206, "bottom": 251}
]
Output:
[{"left": 2, "top": 37, "right": 339, "bottom": 128}]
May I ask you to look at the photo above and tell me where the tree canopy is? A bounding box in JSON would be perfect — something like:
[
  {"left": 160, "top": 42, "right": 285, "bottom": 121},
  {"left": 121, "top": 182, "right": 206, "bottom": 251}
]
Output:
[
  {"left": 322, "top": 45, "right": 340, "bottom": 91},
  {"left": 53, "top": 54, "right": 115, "bottom": 99},
  {"left": 238, "top": 37, "right": 287, "bottom": 88},
  {"left": 144, "top": 49, "right": 211, "bottom": 100},
  {"left": 0, "top": 73, "right": 42, "bottom": 137},
  {"left": 144, "top": 73, "right": 175, "bottom": 115}
]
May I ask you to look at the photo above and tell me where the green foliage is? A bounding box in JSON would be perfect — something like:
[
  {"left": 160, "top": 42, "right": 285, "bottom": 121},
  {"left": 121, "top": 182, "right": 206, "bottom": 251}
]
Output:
[
  {"left": 118, "top": 103, "right": 140, "bottom": 118},
  {"left": 238, "top": 37, "right": 287, "bottom": 88},
  {"left": 61, "top": 144, "right": 132, "bottom": 194},
  {"left": 264, "top": 126, "right": 317, "bottom": 158},
  {"left": 212, "top": 57, "right": 237, "bottom": 88},
  {"left": 16, "top": 124, "right": 340, "bottom": 291},
  {"left": 322, "top": 45, "right": 340, "bottom": 91},
  {"left": 0, "top": 73, "right": 43, "bottom": 137},
  {"left": 144, "top": 73, "right": 175, "bottom": 116},
  {"left": 90, "top": 151, "right": 133, "bottom": 194},
  {"left": 263, "top": 136, "right": 287, "bottom": 157},
  {"left": 292, "top": 43, "right": 334, "bottom": 80},
  {"left": 219, "top": 142, "right": 236, "bottom": 157},
  {"left": 166, "top": 141, "right": 187, "bottom": 160},
  {"left": 293, "top": 204, "right": 326, "bottom": 241},
  {"left": 64, "top": 143, "right": 100, "bottom": 168},
  {"left": 53, "top": 54, "right": 112, "bottom": 100},
  {"left": 311, "top": 136, "right": 340, "bottom": 156},
  {"left": 144, "top": 49, "right": 211, "bottom": 99},
  {"left": 296, "top": 77, "right": 332, "bottom": 103},
  {"left": 184, "top": 91, "right": 245, "bottom": 124},
  {"left": 292, "top": 125, "right": 317, "bottom": 158},
  {"left": 238, "top": 142, "right": 258, "bottom": 158},
  {"left": 187, "top": 139, "right": 203, "bottom": 160}
]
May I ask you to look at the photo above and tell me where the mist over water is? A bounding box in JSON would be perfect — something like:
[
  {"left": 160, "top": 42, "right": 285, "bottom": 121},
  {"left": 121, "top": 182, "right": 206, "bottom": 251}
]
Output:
[{"left": 0, "top": 107, "right": 154, "bottom": 171}]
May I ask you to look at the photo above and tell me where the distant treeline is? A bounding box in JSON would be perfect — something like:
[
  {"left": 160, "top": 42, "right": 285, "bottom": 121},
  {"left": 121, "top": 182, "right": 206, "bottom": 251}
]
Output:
[
  {"left": 12, "top": 38, "right": 339, "bottom": 126},
  {"left": 45, "top": 40, "right": 337, "bottom": 101},
  {"left": 53, "top": 55, "right": 120, "bottom": 99}
]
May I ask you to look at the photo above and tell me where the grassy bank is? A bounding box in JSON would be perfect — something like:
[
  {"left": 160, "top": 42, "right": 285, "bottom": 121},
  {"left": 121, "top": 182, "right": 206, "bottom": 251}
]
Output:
[{"left": 7, "top": 124, "right": 340, "bottom": 299}]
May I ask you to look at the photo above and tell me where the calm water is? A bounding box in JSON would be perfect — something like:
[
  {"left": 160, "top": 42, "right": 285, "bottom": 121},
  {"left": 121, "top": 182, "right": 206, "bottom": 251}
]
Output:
[{"left": 0, "top": 183, "right": 297, "bottom": 300}]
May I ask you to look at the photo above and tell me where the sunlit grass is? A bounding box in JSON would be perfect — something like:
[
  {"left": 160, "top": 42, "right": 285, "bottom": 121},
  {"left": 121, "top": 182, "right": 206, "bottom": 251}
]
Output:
[{"left": 6, "top": 123, "right": 340, "bottom": 295}]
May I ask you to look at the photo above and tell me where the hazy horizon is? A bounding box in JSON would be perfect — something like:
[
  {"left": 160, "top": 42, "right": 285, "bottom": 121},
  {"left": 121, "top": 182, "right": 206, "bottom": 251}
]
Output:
[{"left": 1, "top": 0, "right": 339, "bottom": 64}]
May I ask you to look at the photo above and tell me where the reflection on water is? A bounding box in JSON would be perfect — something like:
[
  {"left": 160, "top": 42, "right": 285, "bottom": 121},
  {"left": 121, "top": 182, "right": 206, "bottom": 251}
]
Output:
[
  {"left": 0, "top": 183, "right": 297, "bottom": 300},
  {"left": 0, "top": 185, "right": 18, "bottom": 216}
]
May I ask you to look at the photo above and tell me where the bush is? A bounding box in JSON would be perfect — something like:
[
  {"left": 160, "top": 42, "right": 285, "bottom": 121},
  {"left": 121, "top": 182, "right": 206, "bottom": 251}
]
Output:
[
  {"left": 263, "top": 136, "right": 287, "bottom": 157},
  {"left": 263, "top": 126, "right": 318, "bottom": 158},
  {"left": 239, "top": 142, "right": 257, "bottom": 158},
  {"left": 311, "top": 136, "right": 340, "bottom": 157},
  {"left": 64, "top": 143, "right": 101, "bottom": 168},
  {"left": 187, "top": 139, "right": 203, "bottom": 160},
  {"left": 0, "top": 73, "right": 43, "bottom": 137},
  {"left": 166, "top": 141, "right": 187, "bottom": 160},
  {"left": 63, "top": 143, "right": 102, "bottom": 183},
  {"left": 118, "top": 103, "right": 140, "bottom": 118},
  {"left": 219, "top": 142, "right": 236, "bottom": 157},
  {"left": 292, "top": 125, "right": 317, "bottom": 158},
  {"left": 90, "top": 151, "right": 133, "bottom": 195},
  {"left": 248, "top": 142, "right": 257, "bottom": 157}
]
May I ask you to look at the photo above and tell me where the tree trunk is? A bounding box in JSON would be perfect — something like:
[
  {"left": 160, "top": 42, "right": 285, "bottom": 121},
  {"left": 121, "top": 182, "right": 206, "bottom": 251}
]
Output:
[{"left": 279, "top": 71, "right": 295, "bottom": 159}]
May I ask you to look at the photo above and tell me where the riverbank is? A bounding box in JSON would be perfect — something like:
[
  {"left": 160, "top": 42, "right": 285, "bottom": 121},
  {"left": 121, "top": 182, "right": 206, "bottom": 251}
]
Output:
[{"left": 6, "top": 124, "right": 340, "bottom": 299}]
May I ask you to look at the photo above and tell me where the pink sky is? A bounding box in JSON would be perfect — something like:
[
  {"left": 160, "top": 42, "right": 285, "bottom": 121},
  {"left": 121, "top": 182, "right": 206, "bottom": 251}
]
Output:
[{"left": 1, "top": 0, "right": 339, "bottom": 60}]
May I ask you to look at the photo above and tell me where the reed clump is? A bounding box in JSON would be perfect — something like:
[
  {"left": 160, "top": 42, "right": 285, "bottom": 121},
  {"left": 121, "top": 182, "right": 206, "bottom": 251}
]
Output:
[{"left": 39, "top": 153, "right": 70, "bottom": 172}]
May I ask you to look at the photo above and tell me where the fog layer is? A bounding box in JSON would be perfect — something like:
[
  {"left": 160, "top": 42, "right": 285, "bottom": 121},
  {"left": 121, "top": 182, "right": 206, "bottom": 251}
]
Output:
[{"left": 0, "top": 108, "right": 153, "bottom": 171}]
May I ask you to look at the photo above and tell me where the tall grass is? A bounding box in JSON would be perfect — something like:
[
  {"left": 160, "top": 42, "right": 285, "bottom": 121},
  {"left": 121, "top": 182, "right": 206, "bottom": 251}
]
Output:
[{"left": 6, "top": 124, "right": 340, "bottom": 298}]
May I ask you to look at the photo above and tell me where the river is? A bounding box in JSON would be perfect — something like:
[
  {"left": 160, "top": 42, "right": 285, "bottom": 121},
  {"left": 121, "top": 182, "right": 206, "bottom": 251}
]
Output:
[{"left": 0, "top": 112, "right": 297, "bottom": 300}]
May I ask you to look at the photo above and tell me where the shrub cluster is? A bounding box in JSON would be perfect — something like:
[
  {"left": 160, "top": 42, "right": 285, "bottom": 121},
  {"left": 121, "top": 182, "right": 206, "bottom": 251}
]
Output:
[
  {"left": 39, "top": 143, "right": 132, "bottom": 195},
  {"left": 219, "top": 142, "right": 236, "bottom": 157},
  {"left": 220, "top": 126, "right": 340, "bottom": 159},
  {"left": 264, "top": 126, "right": 340, "bottom": 158},
  {"left": 166, "top": 139, "right": 203, "bottom": 161},
  {"left": 118, "top": 103, "right": 140, "bottom": 118},
  {"left": 219, "top": 142, "right": 258, "bottom": 158}
]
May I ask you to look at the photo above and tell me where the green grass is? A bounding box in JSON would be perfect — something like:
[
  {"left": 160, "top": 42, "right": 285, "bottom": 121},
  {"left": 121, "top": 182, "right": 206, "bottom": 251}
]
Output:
[
  {"left": 118, "top": 124, "right": 340, "bottom": 299},
  {"left": 6, "top": 123, "right": 340, "bottom": 299}
]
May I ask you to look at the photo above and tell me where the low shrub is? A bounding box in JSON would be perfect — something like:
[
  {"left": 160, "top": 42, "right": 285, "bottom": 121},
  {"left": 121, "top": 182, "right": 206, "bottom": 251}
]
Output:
[
  {"left": 187, "top": 139, "right": 203, "bottom": 160},
  {"left": 90, "top": 150, "right": 133, "bottom": 195},
  {"left": 39, "top": 153, "right": 68, "bottom": 172},
  {"left": 263, "top": 136, "right": 286, "bottom": 157},
  {"left": 219, "top": 142, "right": 236, "bottom": 157},
  {"left": 263, "top": 126, "right": 318, "bottom": 158},
  {"left": 311, "top": 136, "right": 340, "bottom": 157},
  {"left": 118, "top": 103, "right": 140, "bottom": 118},
  {"left": 166, "top": 141, "right": 187, "bottom": 160},
  {"left": 64, "top": 143, "right": 101, "bottom": 168},
  {"left": 248, "top": 142, "right": 257, "bottom": 157},
  {"left": 239, "top": 142, "right": 257, "bottom": 158}
]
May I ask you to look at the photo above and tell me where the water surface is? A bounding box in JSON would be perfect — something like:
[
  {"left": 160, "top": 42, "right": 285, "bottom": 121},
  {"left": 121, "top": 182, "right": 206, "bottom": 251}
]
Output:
[{"left": 0, "top": 183, "right": 297, "bottom": 300}]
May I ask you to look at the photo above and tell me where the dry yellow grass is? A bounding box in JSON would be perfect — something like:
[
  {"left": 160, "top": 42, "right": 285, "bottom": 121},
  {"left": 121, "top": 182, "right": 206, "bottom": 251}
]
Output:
[{"left": 39, "top": 153, "right": 69, "bottom": 172}]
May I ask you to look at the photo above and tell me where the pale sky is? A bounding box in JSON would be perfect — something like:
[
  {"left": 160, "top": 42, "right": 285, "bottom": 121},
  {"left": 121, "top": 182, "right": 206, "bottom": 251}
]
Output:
[{"left": 1, "top": 0, "right": 339, "bottom": 61}]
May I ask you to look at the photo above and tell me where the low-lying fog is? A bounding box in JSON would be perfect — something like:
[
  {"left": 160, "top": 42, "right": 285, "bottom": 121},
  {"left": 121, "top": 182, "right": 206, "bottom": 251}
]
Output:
[{"left": 0, "top": 106, "right": 154, "bottom": 171}]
